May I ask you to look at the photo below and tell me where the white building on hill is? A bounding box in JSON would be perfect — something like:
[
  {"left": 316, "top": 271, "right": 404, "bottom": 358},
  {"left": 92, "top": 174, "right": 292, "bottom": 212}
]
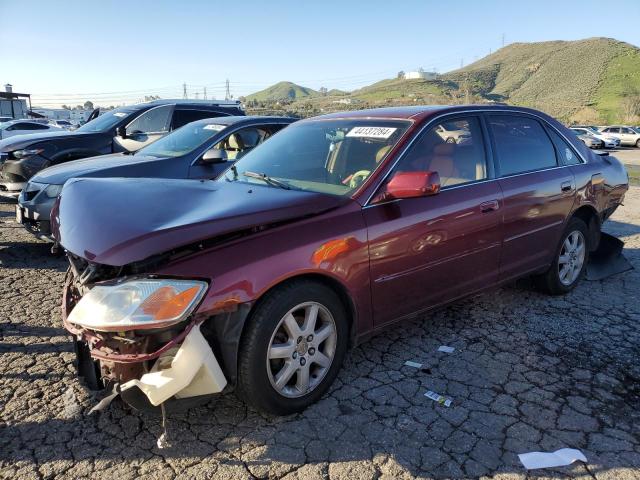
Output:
[{"left": 404, "top": 68, "right": 438, "bottom": 80}]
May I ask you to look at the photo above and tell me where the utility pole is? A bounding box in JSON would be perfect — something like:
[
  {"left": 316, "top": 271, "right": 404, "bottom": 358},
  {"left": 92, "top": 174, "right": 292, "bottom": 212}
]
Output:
[
  {"left": 203, "top": 87, "right": 207, "bottom": 100},
  {"left": 460, "top": 58, "right": 463, "bottom": 69},
  {"left": 195, "top": 92, "right": 199, "bottom": 100},
  {"left": 183, "top": 83, "right": 187, "bottom": 99},
  {"left": 225, "top": 79, "right": 232, "bottom": 101},
  {"left": 501, "top": 33, "right": 505, "bottom": 48}
]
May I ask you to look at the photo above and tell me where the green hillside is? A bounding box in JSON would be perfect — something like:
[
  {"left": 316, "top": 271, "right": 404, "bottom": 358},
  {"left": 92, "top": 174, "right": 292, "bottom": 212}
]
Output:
[
  {"left": 246, "top": 81, "right": 318, "bottom": 103},
  {"left": 445, "top": 37, "right": 640, "bottom": 122},
  {"left": 246, "top": 38, "right": 640, "bottom": 122}
]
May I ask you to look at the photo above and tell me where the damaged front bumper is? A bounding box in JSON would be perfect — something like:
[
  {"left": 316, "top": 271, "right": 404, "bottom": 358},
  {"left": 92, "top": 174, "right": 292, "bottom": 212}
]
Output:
[{"left": 64, "top": 316, "right": 227, "bottom": 410}]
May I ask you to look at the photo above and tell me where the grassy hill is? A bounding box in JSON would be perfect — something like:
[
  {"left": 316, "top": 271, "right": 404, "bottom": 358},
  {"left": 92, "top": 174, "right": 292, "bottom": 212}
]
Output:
[
  {"left": 444, "top": 37, "right": 640, "bottom": 122},
  {"left": 246, "top": 81, "right": 318, "bottom": 103},
  {"left": 246, "top": 38, "right": 640, "bottom": 122}
]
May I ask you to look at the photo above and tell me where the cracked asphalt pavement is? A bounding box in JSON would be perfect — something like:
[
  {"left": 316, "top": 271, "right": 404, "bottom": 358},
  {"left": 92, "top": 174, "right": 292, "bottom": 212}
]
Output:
[{"left": 1, "top": 188, "right": 639, "bottom": 480}]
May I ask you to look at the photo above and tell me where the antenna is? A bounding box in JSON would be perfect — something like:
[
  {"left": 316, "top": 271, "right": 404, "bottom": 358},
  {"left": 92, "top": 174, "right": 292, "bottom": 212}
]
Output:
[
  {"left": 502, "top": 33, "right": 505, "bottom": 47},
  {"left": 460, "top": 58, "right": 463, "bottom": 69},
  {"left": 182, "top": 83, "right": 187, "bottom": 99},
  {"left": 225, "top": 79, "right": 232, "bottom": 101}
]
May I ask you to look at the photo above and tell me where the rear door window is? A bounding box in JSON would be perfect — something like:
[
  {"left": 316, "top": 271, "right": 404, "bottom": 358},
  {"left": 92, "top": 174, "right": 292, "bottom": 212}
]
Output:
[
  {"left": 546, "top": 127, "right": 582, "bottom": 166},
  {"left": 172, "top": 109, "right": 227, "bottom": 129},
  {"left": 488, "top": 115, "right": 557, "bottom": 176}
]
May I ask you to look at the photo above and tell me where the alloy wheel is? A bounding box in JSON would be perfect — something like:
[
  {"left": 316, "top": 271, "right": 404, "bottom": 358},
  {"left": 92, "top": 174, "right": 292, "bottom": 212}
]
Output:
[
  {"left": 558, "top": 230, "right": 586, "bottom": 286},
  {"left": 266, "top": 301, "right": 337, "bottom": 398}
]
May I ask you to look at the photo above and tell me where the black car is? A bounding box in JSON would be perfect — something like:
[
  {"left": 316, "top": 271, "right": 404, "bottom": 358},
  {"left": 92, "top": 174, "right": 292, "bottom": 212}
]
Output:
[
  {"left": 17, "top": 116, "right": 295, "bottom": 240},
  {"left": 0, "top": 99, "right": 245, "bottom": 197}
]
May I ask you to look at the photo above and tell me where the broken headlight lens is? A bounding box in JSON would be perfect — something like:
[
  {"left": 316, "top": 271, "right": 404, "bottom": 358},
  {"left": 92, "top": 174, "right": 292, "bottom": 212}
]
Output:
[{"left": 67, "top": 279, "right": 208, "bottom": 331}]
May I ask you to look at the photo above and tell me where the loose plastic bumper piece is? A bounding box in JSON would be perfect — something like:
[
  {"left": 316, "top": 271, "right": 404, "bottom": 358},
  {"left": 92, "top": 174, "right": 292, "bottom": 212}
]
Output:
[{"left": 120, "top": 325, "right": 227, "bottom": 406}]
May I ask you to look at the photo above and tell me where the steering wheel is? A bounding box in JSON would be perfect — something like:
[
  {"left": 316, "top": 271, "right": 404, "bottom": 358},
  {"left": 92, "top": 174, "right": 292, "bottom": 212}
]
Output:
[{"left": 349, "top": 170, "right": 371, "bottom": 188}]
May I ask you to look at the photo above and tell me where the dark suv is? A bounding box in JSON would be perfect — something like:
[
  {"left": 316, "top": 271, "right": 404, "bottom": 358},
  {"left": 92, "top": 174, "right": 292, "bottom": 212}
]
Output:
[{"left": 0, "top": 99, "right": 244, "bottom": 197}]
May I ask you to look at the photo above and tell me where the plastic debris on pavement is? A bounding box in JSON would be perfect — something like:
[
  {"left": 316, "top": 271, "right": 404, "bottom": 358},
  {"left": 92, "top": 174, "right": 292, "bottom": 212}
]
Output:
[
  {"left": 404, "top": 360, "right": 423, "bottom": 368},
  {"left": 424, "top": 390, "right": 452, "bottom": 407},
  {"left": 437, "top": 345, "right": 455, "bottom": 353},
  {"left": 518, "top": 448, "right": 587, "bottom": 470}
]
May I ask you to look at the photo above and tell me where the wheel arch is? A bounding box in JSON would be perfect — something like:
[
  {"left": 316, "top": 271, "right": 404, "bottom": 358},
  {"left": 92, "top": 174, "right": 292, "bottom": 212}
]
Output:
[{"left": 571, "top": 204, "right": 601, "bottom": 251}]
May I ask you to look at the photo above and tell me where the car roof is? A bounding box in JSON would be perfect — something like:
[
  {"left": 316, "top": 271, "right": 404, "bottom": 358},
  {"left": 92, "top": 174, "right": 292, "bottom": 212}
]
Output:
[
  {"left": 143, "top": 99, "right": 242, "bottom": 108},
  {"left": 186, "top": 115, "right": 297, "bottom": 128},
  {"left": 303, "top": 104, "right": 556, "bottom": 123}
]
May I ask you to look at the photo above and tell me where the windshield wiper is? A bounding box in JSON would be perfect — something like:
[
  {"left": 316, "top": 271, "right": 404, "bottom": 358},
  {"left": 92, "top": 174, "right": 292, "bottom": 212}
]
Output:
[{"left": 242, "top": 171, "right": 291, "bottom": 190}]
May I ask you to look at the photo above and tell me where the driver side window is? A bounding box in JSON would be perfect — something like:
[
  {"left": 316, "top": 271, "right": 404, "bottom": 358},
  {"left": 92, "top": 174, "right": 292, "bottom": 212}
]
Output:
[
  {"left": 127, "top": 105, "right": 172, "bottom": 134},
  {"left": 393, "top": 116, "right": 488, "bottom": 188}
]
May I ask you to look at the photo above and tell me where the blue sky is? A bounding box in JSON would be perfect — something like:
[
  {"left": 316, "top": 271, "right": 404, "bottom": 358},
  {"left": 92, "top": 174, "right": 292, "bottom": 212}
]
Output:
[{"left": 1, "top": 0, "right": 639, "bottom": 107}]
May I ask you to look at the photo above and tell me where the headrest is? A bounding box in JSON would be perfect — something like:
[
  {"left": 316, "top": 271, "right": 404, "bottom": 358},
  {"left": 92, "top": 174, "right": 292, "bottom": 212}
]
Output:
[
  {"left": 433, "top": 143, "right": 455, "bottom": 155},
  {"left": 227, "top": 133, "right": 242, "bottom": 150}
]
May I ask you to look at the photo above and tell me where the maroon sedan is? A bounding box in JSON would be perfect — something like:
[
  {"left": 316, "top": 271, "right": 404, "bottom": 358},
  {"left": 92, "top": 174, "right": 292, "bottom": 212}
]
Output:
[{"left": 54, "top": 105, "right": 628, "bottom": 414}]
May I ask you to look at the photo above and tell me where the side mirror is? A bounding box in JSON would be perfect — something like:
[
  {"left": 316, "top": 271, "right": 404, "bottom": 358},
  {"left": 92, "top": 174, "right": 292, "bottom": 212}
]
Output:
[
  {"left": 380, "top": 171, "right": 440, "bottom": 201},
  {"left": 116, "top": 126, "right": 127, "bottom": 139},
  {"left": 201, "top": 148, "right": 228, "bottom": 164}
]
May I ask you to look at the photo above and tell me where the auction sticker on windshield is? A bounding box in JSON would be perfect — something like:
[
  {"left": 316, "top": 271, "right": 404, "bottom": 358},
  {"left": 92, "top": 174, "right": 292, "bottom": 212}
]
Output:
[
  {"left": 346, "top": 126, "right": 397, "bottom": 139},
  {"left": 203, "top": 124, "right": 226, "bottom": 131}
]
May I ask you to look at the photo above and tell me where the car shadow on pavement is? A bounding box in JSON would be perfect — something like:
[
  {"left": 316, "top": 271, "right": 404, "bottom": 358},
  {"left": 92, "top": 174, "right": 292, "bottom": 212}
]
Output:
[{"left": 0, "top": 240, "right": 67, "bottom": 271}]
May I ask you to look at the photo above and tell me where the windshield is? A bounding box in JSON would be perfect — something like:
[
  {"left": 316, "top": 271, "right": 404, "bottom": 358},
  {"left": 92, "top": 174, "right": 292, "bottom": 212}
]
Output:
[
  {"left": 77, "top": 107, "right": 135, "bottom": 132},
  {"left": 136, "top": 121, "right": 227, "bottom": 158},
  {"left": 219, "top": 119, "right": 410, "bottom": 196}
]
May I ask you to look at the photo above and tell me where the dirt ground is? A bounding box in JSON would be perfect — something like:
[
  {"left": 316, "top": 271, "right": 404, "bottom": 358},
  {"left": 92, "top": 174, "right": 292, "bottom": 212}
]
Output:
[{"left": 1, "top": 184, "right": 639, "bottom": 480}]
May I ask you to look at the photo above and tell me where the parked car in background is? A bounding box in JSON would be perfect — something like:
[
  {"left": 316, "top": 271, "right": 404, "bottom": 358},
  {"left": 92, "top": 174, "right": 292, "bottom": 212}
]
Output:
[
  {"left": 48, "top": 119, "right": 73, "bottom": 130},
  {"left": 17, "top": 116, "right": 295, "bottom": 241},
  {"left": 572, "top": 132, "right": 603, "bottom": 149},
  {"left": 0, "top": 119, "right": 62, "bottom": 140},
  {"left": 570, "top": 127, "right": 619, "bottom": 148},
  {"left": 599, "top": 126, "right": 640, "bottom": 147},
  {"left": 54, "top": 105, "right": 628, "bottom": 415},
  {"left": 0, "top": 99, "right": 244, "bottom": 197}
]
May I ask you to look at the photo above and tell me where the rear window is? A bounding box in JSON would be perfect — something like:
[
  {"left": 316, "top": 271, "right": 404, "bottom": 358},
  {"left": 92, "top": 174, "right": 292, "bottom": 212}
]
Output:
[{"left": 488, "top": 115, "right": 557, "bottom": 176}]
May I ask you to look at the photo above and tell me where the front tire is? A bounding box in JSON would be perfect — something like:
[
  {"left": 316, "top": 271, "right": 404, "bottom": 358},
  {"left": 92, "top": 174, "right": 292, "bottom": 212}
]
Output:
[
  {"left": 636, "top": 139, "right": 640, "bottom": 148},
  {"left": 535, "top": 218, "right": 589, "bottom": 295},
  {"left": 237, "top": 280, "right": 349, "bottom": 415}
]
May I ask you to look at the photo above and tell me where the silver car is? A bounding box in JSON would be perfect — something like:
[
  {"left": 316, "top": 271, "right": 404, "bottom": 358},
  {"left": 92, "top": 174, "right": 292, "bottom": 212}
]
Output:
[{"left": 599, "top": 126, "right": 640, "bottom": 147}]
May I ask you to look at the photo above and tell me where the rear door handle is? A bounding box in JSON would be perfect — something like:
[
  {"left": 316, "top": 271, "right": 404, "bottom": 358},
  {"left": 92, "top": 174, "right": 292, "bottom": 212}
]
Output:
[
  {"left": 480, "top": 200, "right": 499, "bottom": 213},
  {"left": 561, "top": 181, "right": 573, "bottom": 192}
]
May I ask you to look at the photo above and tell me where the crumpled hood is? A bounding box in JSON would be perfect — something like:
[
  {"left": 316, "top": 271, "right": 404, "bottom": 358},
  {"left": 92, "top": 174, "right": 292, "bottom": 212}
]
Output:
[
  {"left": 54, "top": 177, "right": 348, "bottom": 266},
  {"left": 0, "top": 130, "right": 95, "bottom": 152},
  {"left": 32, "top": 153, "right": 158, "bottom": 185}
]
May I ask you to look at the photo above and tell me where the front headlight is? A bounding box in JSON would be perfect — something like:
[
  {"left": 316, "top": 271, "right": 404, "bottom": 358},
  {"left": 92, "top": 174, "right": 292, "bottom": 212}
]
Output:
[
  {"left": 67, "top": 279, "right": 208, "bottom": 331},
  {"left": 43, "top": 184, "right": 63, "bottom": 198},
  {"left": 13, "top": 148, "right": 44, "bottom": 159}
]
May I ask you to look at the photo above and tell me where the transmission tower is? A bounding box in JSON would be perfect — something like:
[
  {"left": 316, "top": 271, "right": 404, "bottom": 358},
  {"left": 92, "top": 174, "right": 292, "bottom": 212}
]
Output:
[
  {"left": 183, "top": 83, "right": 188, "bottom": 99},
  {"left": 203, "top": 87, "right": 207, "bottom": 100},
  {"left": 225, "top": 79, "right": 232, "bottom": 101}
]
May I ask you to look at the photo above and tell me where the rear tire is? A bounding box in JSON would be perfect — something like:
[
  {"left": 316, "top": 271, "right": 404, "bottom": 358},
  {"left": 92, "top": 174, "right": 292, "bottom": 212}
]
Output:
[
  {"left": 535, "top": 218, "right": 589, "bottom": 295},
  {"left": 236, "top": 280, "right": 349, "bottom": 415}
]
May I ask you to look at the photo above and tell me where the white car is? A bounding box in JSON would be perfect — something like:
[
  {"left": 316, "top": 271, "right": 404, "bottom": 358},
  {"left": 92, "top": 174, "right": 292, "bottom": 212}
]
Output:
[
  {"left": 0, "top": 120, "right": 62, "bottom": 139},
  {"left": 48, "top": 119, "right": 73, "bottom": 130},
  {"left": 570, "top": 127, "right": 620, "bottom": 148},
  {"left": 599, "top": 126, "right": 640, "bottom": 147}
]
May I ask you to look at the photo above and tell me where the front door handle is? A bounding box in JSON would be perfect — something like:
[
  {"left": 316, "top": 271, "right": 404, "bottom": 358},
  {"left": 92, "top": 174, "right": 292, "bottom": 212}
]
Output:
[
  {"left": 480, "top": 200, "right": 499, "bottom": 213},
  {"left": 561, "top": 181, "right": 573, "bottom": 192}
]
